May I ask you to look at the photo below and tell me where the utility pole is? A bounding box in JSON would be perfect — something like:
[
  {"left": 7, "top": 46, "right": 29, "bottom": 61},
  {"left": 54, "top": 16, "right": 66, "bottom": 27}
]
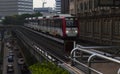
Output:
[{"left": 42, "top": 0, "right": 47, "bottom": 8}]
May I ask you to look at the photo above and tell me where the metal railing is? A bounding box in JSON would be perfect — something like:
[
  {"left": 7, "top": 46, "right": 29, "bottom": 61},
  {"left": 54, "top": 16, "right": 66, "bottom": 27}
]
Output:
[{"left": 70, "top": 43, "right": 120, "bottom": 74}]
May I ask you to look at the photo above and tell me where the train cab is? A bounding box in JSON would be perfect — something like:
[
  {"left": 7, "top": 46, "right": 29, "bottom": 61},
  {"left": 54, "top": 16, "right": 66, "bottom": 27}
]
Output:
[
  {"left": 53, "top": 14, "right": 79, "bottom": 38},
  {"left": 65, "top": 17, "right": 79, "bottom": 37},
  {"left": 24, "top": 14, "right": 79, "bottom": 38}
]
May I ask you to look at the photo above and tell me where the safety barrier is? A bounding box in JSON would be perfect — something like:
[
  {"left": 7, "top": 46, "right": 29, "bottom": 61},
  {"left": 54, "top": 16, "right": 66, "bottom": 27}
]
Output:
[{"left": 70, "top": 43, "right": 120, "bottom": 74}]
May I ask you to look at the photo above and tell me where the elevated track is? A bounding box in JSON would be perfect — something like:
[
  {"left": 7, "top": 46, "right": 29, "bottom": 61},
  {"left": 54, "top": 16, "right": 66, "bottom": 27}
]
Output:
[
  {"left": 13, "top": 27, "right": 85, "bottom": 74},
  {"left": 12, "top": 26, "right": 120, "bottom": 74}
]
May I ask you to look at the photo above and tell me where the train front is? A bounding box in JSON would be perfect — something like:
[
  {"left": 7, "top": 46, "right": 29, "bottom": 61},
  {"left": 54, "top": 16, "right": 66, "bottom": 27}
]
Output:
[{"left": 65, "top": 17, "right": 79, "bottom": 37}]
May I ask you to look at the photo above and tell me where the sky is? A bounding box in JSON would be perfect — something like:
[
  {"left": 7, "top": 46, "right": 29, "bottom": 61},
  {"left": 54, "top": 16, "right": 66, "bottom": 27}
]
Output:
[{"left": 33, "top": 0, "right": 55, "bottom": 8}]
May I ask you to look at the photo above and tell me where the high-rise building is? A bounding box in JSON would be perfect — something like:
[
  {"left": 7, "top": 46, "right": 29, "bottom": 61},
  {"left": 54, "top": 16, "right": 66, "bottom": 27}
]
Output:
[
  {"left": 69, "top": 0, "right": 77, "bottom": 15},
  {"left": 0, "top": 0, "right": 33, "bottom": 17},
  {"left": 55, "top": 0, "right": 69, "bottom": 14},
  {"left": 55, "top": 0, "right": 61, "bottom": 13},
  {"left": 61, "top": 0, "right": 69, "bottom": 14}
]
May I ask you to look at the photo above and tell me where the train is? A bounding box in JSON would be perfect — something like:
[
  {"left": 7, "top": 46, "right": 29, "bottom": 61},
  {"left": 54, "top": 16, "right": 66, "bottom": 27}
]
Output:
[
  {"left": 24, "top": 14, "right": 79, "bottom": 38},
  {"left": 24, "top": 10, "right": 120, "bottom": 47}
]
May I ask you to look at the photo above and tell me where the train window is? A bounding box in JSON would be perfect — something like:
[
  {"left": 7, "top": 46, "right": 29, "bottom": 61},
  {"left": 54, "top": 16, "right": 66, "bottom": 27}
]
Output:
[
  {"left": 38, "top": 20, "right": 40, "bottom": 25},
  {"left": 50, "top": 19, "right": 52, "bottom": 27},
  {"left": 66, "top": 20, "right": 74, "bottom": 27},
  {"left": 58, "top": 19, "right": 62, "bottom": 28},
  {"left": 53, "top": 19, "right": 62, "bottom": 28},
  {"left": 47, "top": 20, "right": 50, "bottom": 27},
  {"left": 32, "top": 20, "right": 35, "bottom": 25},
  {"left": 43, "top": 20, "right": 47, "bottom": 26},
  {"left": 46, "top": 19, "right": 48, "bottom": 27},
  {"left": 41, "top": 20, "right": 43, "bottom": 26},
  {"left": 51, "top": 20, "right": 54, "bottom": 27},
  {"left": 54, "top": 19, "right": 57, "bottom": 27},
  {"left": 66, "top": 18, "right": 77, "bottom": 27},
  {"left": 39, "top": 20, "right": 42, "bottom": 25}
]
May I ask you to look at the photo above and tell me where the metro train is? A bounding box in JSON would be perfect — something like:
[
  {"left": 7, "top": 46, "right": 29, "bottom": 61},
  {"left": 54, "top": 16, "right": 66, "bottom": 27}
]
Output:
[{"left": 24, "top": 14, "right": 79, "bottom": 38}]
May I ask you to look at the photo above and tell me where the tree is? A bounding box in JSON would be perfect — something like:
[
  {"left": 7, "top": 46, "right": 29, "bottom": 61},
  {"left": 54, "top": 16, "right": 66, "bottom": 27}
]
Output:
[
  {"left": 32, "top": 12, "right": 43, "bottom": 17},
  {"left": 2, "top": 13, "right": 43, "bottom": 25},
  {"left": 29, "top": 62, "right": 70, "bottom": 74}
]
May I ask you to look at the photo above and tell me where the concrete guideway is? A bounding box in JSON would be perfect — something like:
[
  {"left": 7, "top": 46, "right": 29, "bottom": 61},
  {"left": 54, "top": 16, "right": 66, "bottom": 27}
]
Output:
[
  {"left": 14, "top": 27, "right": 86, "bottom": 74},
  {"left": 14, "top": 26, "right": 120, "bottom": 74},
  {"left": 60, "top": 62, "right": 85, "bottom": 74}
]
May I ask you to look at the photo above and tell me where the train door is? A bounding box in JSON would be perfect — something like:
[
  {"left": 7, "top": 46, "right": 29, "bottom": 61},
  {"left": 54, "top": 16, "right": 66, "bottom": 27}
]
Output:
[{"left": 51, "top": 18, "right": 62, "bottom": 37}]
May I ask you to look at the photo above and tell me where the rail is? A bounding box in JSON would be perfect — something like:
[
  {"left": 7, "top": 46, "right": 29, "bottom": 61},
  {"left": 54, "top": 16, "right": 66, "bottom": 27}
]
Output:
[
  {"left": 70, "top": 43, "right": 120, "bottom": 74},
  {"left": 14, "top": 30, "right": 81, "bottom": 74}
]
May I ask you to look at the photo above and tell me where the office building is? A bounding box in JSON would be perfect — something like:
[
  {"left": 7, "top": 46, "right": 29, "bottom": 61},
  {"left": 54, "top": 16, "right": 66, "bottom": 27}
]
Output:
[
  {"left": 61, "top": 0, "right": 69, "bottom": 14},
  {"left": 69, "top": 0, "right": 77, "bottom": 15},
  {"left": 55, "top": 0, "right": 61, "bottom": 13},
  {"left": 0, "top": 0, "right": 33, "bottom": 17}
]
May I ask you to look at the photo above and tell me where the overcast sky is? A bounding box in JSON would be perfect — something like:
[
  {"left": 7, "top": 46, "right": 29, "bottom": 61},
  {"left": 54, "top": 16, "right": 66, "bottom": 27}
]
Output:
[{"left": 33, "top": 0, "right": 55, "bottom": 8}]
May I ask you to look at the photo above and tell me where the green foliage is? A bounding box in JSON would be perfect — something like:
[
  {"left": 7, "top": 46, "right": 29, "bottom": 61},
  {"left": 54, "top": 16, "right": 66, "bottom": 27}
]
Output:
[
  {"left": 29, "top": 62, "right": 70, "bottom": 74},
  {"left": 2, "top": 13, "right": 43, "bottom": 25},
  {"left": 32, "top": 12, "right": 43, "bottom": 17}
]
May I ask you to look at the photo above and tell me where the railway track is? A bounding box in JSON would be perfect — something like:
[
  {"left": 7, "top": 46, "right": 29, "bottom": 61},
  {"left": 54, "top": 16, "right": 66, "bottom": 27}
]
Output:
[
  {"left": 12, "top": 27, "right": 84, "bottom": 74},
  {"left": 18, "top": 28, "right": 67, "bottom": 60},
  {"left": 13, "top": 26, "right": 120, "bottom": 74}
]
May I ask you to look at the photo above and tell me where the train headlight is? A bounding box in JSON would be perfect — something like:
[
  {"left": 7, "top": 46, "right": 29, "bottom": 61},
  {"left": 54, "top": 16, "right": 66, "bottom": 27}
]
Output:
[
  {"left": 75, "top": 30, "right": 78, "bottom": 33},
  {"left": 66, "top": 30, "right": 69, "bottom": 33}
]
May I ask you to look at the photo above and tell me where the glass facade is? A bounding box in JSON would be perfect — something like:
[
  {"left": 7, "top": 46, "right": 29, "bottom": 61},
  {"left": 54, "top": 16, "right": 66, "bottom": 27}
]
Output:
[
  {"left": 0, "top": 0, "right": 33, "bottom": 16},
  {"left": 55, "top": 0, "right": 61, "bottom": 13}
]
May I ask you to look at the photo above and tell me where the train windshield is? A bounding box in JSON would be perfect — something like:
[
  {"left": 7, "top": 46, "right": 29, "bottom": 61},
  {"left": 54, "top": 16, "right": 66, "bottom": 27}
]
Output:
[{"left": 66, "top": 17, "right": 77, "bottom": 27}]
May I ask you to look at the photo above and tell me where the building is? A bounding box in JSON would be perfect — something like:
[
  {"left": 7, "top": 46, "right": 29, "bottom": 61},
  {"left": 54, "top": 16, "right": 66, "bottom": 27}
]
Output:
[
  {"left": 0, "top": 0, "right": 33, "bottom": 17},
  {"left": 61, "top": 0, "right": 69, "bottom": 14},
  {"left": 69, "top": 0, "right": 120, "bottom": 16},
  {"left": 69, "top": 0, "right": 77, "bottom": 15},
  {"left": 55, "top": 0, "right": 69, "bottom": 14},
  {"left": 34, "top": 7, "right": 53, "bottom": 13},
  {"left": 55, "top": 0, "right": 61, "bottom": 13}
]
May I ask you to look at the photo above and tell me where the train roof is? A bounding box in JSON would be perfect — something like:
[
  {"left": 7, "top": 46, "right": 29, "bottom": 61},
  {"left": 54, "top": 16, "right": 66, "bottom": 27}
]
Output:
[
  {"left": 53, "top": 14, "right": 74, "bottom": 17},
  {"left": 32, "top": 17, "right": 37, "bottom": 20},
  {"left": 26, "top": 14, "right": 76, "bottom": 20},
  {"left": 25, "top": 18, "right": 28, "bottom": 20},
  {"left": 28, "top": 18, "right": 32, "bottom": 20},
  {"left": 46, "top": 16, "right": 52, "bottom": 18},
  {"left": 38, "top": 17, "right": 43, "bottom": 19}
]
